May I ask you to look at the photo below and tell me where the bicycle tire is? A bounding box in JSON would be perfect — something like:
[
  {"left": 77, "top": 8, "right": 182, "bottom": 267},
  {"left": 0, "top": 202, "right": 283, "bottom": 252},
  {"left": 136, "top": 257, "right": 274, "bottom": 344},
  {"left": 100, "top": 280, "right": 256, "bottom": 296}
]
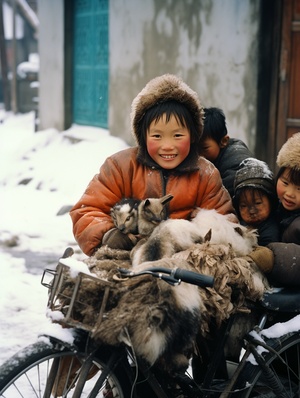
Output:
[
  {"left": 0, "top": 339, "right": 132, "bottom": 397},
  {"left": 233, "top": 331, "right": 300, "bottom": 397}
]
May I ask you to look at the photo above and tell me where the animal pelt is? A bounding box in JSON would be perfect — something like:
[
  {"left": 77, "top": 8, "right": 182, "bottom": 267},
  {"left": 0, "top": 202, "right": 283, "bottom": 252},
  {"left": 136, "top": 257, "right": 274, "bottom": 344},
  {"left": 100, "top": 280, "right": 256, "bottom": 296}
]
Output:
[
  {"left": 173, "top": 241, "right": 270, "bottom": 336},
  {"left": 52, "top": 240, "right": 269, "bottom": 373},
  {"left": 131, "top": 208, "right": 258, "bottom": 266},
  {"left": 191, "top": 208, "right": 258, "bottom": 256},
  {"left": 86, "top": 246, "right": 132, "bottom": 277},
  {"left": 84, "top": 243, "right": 268, "bottom": 362},
  {"left": 92, "top": 259, "right": 203, "bottom": 372},
  {"left": 51, "top": 247, "right": 132, "bottom": 329},
  {"left": 54, "top": 253, "right": 203, "bottom": 373},
  {"left": 131, "top": 218, "right": 204, "bottom": 266}
]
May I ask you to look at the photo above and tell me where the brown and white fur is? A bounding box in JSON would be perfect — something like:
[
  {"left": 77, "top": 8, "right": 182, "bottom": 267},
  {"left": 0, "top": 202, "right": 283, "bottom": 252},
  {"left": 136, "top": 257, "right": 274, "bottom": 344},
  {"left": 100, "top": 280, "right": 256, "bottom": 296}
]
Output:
[
  {"left": 131, "top": 218, "right": 204, "bottom": 266},
  {"left": 56, "top": 255, "right": 203, "bottom": 371},
  {"left": 91, "top": 258, "right": 203, "bottom": 370},
  {"left": 111, "top": 194, "right": 173, "bottom": 236},
  {"left": 110, "top": 198, "right": 140, "bottom": 234},
  {"left": 131, "top": 208, "right": 258, "bottom": 266},
  {"left": 137, "top": 194, "right": 173, "bottom": 235},
  {"left": 191, "top": 208, "right": 258, "bottom": 256}
]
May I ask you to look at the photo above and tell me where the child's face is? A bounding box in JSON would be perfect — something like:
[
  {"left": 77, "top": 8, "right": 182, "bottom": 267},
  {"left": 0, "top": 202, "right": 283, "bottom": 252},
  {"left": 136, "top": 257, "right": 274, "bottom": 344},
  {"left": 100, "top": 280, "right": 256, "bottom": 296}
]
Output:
[
  {"left": 199, "top": 136, "right": 228, "bottom": 162},
  {"left": 146, "top": 114, "right": 191, "bottom": 169},
  {"left": 199, "top": 137, "right": 220, "bottom": 162},
  {"left": 238, "top": 189, "right": 271, "bottom": 225},
  {"left": 277, "top": 168, "right": 300, "bottom": 211}
]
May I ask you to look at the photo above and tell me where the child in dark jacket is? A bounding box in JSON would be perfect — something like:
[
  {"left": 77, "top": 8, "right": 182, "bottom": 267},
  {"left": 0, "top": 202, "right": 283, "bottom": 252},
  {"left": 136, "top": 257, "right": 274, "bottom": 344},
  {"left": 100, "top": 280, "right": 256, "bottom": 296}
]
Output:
[
  {"left": 199, "top": 107, "right": 253, "bottom": 197},
  {"left": 266, "top": 132, "right": 300, "bottom": 286},
  {"left": 233, "top": 158, "right": 280, "bottom": 246}
]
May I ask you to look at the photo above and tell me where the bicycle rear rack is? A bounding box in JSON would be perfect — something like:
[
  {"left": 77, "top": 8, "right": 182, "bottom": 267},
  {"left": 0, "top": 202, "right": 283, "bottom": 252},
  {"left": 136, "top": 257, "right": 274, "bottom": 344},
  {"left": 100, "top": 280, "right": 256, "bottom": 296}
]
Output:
[{"left": 41, "top": 262, "right": 112, "bottom": 334}]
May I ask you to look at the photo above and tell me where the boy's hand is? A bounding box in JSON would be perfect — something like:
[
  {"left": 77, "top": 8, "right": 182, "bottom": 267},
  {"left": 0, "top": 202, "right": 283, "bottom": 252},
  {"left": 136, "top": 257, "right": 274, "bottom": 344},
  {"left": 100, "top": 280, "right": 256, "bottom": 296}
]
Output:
[{"left": 102, "top": 228, "right": 136, "bottom": 250}]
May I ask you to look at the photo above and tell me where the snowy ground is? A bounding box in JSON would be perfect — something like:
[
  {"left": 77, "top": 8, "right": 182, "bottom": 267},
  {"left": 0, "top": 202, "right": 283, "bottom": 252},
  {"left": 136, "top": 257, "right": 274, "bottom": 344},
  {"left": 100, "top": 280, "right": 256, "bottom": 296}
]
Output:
[{"left": 0, "top": 110, "right": 128, "bottom": 365}]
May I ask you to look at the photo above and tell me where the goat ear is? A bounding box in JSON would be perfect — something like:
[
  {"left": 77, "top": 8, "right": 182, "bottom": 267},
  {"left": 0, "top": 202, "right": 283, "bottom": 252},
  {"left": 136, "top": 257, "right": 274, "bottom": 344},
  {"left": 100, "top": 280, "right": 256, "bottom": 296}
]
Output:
[
  {"left": 204, "top": 229, "right": 212, "bottom": 242},
  {"left": 234, "top": 226, "right": 244, "bottom": 237},
  {"left": 161, "top": 194, "right": 174, "bottom": 205},
  {"left": 144, "top": 198, "right": 151, "bottom": 207}
]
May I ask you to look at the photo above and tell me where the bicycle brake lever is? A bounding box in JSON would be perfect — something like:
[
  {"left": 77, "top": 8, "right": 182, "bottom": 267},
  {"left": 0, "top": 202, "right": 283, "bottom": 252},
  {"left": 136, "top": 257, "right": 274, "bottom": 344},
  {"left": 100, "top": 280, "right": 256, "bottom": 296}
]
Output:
[
  {"left": 118, "top": 268, "right": 135, "bottom": 276},
  {"left": 154, "top": 273, "right": 181, "bottom": 286},
  {"left": 117, "top": 268, "right": 180, "bottom": 286}
]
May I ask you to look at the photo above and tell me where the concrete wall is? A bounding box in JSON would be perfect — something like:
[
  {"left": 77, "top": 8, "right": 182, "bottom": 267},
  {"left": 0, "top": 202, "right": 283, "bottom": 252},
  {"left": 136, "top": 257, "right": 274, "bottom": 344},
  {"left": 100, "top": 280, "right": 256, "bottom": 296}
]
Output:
[
  {"left": 37, "top": 0, "right": 260, "bottom": 152},
  {"left": 38, "top": 0, "right": 65, "bottom": 131},
  {"left": 109, "top": 0, "right": 260, "bottom": 150}
]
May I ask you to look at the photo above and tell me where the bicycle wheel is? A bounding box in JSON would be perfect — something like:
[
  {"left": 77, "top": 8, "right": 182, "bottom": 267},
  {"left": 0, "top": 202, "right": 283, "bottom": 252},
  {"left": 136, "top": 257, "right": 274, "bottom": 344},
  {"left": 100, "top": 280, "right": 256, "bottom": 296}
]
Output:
[
  {"left": 0, "top": 339, "right": 131, "bottom": 397},
  {"left": 234, "top": 331, "right": 300, "bottom": 397}
]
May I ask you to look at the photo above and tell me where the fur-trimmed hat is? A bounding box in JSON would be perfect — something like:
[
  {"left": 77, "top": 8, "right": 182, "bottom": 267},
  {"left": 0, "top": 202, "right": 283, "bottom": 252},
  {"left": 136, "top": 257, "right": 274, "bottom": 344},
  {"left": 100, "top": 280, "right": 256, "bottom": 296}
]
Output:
[
  {"left": 234, "top": 157, "right": 275, "bottom": 197},
  {"left": 130, "top": 74, "right": 204, "bottom": 145},
  {"left": 276, "top": 132, "right": 300, "bottom": 171}
]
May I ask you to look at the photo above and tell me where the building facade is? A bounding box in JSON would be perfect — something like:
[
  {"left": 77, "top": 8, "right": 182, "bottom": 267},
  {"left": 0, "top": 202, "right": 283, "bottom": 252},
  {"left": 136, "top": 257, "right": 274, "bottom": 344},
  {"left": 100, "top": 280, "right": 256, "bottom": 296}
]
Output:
[{"left": 38, "top": 0, "right": 300, "bottom": 169}]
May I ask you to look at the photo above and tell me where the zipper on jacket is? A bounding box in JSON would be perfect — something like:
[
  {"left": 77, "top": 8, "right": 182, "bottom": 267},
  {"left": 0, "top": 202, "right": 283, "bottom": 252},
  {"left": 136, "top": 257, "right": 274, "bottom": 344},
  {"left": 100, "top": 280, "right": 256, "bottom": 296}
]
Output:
[{"left": 161, "top": 169, "right": 169, "bottom": 196}]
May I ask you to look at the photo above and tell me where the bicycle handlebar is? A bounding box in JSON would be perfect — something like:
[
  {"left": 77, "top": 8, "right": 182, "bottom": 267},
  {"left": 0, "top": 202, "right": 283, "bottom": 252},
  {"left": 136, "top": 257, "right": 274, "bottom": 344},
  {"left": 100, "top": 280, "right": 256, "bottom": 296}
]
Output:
[
  {"left": 118, "top": 266, "right": 214, "bottom": 288},
  {"left": 170, "top": 268, "right": 214, "bottom": 287}
]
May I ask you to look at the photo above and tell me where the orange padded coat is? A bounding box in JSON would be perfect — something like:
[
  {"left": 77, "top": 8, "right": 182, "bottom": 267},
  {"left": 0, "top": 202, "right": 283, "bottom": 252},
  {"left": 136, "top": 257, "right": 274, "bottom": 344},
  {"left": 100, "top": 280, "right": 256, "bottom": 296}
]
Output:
[{"left": 70, "top": 146, "right": 235, "bottom": 256}]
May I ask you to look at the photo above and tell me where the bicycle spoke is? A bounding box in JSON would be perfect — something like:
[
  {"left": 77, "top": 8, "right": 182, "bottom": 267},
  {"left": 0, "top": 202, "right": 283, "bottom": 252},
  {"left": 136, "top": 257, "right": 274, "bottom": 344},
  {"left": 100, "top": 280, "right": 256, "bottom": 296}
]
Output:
[
  {"left": 235, "top": 333, "right": 300, "bottom": 397},
  {"left": 0, "top": 342, "right": 128, "bottom": 398}
]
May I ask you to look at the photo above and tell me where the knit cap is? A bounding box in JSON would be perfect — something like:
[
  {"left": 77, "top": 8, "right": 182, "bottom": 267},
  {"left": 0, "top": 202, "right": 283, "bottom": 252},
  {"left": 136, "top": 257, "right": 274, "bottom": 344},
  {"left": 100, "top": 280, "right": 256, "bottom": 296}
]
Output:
[
  {"left": 234, "top": 157, "right": 275, "bottom": 197},
  {"left": 276, "top": 132, "right": 300, "bottom": 171}
]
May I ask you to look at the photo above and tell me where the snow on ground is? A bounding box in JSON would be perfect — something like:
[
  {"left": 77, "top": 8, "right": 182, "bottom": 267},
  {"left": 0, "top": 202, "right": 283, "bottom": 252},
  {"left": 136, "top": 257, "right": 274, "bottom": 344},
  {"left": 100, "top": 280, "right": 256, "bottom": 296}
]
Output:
[{"left": 0, "top": 110, "right": 128, "bottom": 364}]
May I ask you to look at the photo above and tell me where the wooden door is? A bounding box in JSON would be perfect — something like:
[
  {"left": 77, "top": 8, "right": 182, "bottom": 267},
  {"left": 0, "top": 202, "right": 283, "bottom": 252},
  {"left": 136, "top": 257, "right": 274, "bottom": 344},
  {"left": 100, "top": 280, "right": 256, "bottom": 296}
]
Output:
[{"left": 272, "top": 0, "right": 300, "bottom": 169}]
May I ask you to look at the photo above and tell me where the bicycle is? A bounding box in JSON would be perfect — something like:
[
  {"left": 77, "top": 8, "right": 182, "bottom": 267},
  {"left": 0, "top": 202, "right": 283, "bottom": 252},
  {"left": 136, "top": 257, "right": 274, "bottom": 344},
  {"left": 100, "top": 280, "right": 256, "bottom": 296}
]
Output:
[{"left": 0, "top": 247, "right": 300, "bottom": 397}]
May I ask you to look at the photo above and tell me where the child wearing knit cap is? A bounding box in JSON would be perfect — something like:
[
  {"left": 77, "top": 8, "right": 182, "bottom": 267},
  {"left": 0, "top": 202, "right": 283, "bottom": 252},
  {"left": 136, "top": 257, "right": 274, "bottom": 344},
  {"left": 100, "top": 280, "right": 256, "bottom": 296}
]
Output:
[
  {"left": 262, "top": 132, "right": 300, "bottom": 286},
  {"left": 233, "top": 158, "right": 280, "bottom": 246}
]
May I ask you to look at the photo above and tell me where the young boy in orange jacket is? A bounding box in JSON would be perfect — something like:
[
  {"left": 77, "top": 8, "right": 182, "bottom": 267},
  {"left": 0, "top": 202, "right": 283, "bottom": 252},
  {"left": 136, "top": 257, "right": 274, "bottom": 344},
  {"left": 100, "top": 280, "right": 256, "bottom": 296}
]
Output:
[{"left": 70, "top": 75, "right": 236, "bottom": 256}]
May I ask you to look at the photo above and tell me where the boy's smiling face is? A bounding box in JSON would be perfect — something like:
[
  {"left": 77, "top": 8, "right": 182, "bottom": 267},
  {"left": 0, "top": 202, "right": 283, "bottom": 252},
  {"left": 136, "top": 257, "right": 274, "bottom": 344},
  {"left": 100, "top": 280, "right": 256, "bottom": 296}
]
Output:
[
  {"left": 146, "top": 114, "right": 191, "bottom": 169},
  {"left": 277, "top": 168, "right": 300, "bottom": 211}
]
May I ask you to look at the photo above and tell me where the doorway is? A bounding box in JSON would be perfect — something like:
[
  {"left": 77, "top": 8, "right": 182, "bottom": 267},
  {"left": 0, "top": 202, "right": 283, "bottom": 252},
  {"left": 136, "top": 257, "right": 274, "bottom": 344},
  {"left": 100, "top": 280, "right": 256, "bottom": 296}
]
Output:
[{"left": 72, "top": 0, "right": 109, "bottom": 128}]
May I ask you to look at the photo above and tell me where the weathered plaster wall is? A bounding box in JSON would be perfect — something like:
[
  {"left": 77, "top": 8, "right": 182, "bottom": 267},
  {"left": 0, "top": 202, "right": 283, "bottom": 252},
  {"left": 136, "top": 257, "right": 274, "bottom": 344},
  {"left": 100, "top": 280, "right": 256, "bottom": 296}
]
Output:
[
  {"left": 38, "top": 0, "right": 65, "bottom": 131},
  {"left": 110, "top": 0, "right": 260, "bottom": 151}
]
